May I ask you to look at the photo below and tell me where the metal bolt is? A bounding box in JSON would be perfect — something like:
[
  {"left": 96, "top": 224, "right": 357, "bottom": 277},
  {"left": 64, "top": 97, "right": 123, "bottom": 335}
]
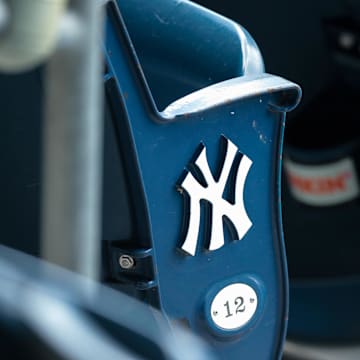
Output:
[{"left": 119, "top": 254, "right": 135, "bottom": 269}]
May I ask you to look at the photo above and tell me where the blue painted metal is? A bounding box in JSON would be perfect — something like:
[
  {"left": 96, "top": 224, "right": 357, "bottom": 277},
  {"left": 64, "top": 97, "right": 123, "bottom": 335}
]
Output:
[
  {"left": 118, "top": 0, "right": 265, "bottom": 109},
  {"left": 103, "top": 0, "right": 301, "bottom": 358}
]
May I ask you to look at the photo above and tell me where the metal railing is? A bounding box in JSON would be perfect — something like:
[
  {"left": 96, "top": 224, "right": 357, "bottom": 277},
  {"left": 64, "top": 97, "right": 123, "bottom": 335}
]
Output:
[{"left": 0, "top": 0, "right": 104, "bottom": 279}]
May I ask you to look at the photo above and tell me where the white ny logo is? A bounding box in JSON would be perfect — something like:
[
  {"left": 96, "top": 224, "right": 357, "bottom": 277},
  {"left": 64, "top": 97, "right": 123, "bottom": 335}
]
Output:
[{"left": 178, "top": 137, "right": 253, "bottom": 256}]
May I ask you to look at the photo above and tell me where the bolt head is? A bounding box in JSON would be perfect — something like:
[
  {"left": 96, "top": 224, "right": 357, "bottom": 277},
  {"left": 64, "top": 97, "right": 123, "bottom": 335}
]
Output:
[{"left": 119, "top": 255, "right": 135, "bottom": 269}]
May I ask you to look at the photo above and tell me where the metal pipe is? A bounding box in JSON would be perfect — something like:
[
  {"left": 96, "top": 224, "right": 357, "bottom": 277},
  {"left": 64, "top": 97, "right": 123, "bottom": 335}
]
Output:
[
  {"left": 0, "top": 0, "right": 67, "bottom": 73},
  {"left": 42, "top": 0, "right": 104, "bottom": 279}
]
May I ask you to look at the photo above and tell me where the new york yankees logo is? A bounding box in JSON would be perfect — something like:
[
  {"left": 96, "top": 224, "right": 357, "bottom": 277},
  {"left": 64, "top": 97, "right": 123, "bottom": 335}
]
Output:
[{"left": 178, "top": 136, "right": 253, "bottom": 256}]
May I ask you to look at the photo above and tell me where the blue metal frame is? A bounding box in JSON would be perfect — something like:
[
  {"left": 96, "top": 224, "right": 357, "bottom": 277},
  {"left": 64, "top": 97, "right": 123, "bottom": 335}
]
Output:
[{"left": 103, "top": 1, "right": 301, "bottom": 358}]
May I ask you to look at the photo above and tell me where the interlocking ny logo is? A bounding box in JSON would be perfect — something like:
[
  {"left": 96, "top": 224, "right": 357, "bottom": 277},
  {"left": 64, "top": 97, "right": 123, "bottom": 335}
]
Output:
[{"left": 178, "top": 136, "right": 253, "bottom": 256}]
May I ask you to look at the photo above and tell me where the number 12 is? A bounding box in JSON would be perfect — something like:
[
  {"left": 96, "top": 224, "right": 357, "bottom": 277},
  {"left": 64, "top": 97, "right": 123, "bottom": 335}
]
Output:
[{"left": 224, "top": 297, "right": 246, "bottom": 318}]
